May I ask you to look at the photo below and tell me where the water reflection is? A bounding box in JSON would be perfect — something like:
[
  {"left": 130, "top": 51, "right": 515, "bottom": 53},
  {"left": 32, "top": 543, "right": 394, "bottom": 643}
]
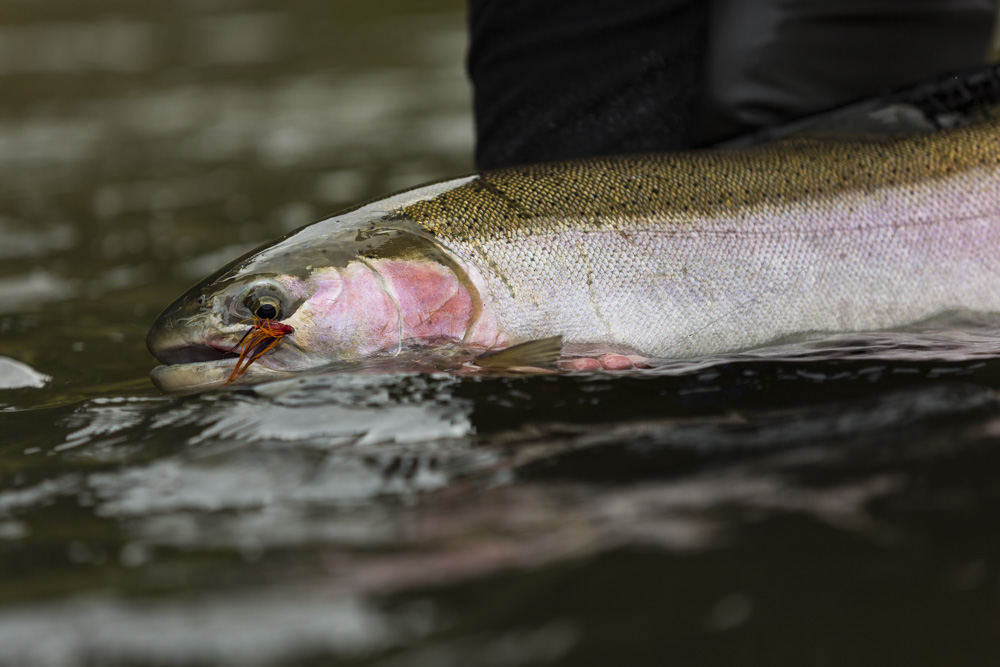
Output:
[
  {"left": 0, "top": 593, "right": 419, "bottom": 666},
  {"left": 1, "top": 357, "right": 1000, "bottom": 663}
]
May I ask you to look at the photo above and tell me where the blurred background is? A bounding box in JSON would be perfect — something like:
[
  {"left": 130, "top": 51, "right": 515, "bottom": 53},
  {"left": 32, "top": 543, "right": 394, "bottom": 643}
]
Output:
[{"left": 0, "top": 0, "right": 472, "bottom": 404}]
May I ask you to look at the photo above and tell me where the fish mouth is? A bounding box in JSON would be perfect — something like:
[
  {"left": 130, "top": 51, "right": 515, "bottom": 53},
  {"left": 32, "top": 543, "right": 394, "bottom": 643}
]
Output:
[
  {"left": 148, "top": 342, "right": 242, "bottom": 394},
  {"left": 148, "top": 349, "right": 293, "bottom": 393},
  {"left": 151, "top": 343, "right": 239, "bottom": 366},
  {"left": 147, "top": 332, "right": 284, "bottom": 393},
  {"left": 147, "top": 333, "right": 316, "bottom": 393}
]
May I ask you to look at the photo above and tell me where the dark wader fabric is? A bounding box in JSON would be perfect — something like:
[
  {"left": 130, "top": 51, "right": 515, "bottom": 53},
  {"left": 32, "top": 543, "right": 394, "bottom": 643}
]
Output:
[{"left": 467, "top": 0, "right": 997, "bottom": 170}]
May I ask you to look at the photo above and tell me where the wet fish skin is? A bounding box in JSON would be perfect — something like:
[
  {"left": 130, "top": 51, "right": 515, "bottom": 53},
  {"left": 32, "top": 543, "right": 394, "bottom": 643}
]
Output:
[
  {"left": 403, "top": 116, "right": 1000, "bottom": 357},
  {"left": 147, "top": 115, "right": 1000, "bottom": 391}
]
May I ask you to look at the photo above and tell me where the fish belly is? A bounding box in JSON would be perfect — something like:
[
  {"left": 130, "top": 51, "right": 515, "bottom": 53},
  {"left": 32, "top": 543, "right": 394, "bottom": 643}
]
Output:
[{"left": 447, "top": 167, "right": 1000, "bottom": 357}]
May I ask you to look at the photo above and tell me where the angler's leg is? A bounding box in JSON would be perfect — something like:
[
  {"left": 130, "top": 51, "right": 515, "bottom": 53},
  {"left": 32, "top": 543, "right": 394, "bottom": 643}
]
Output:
[
  {"left": 467, "top": 0, "right": 707, "bottom": 170},
  {"left": 695, "top": 0, "right": 998, "bottom": 143},
  {"left": 468, "top": 0, "right": 997, "bottom": 163}
]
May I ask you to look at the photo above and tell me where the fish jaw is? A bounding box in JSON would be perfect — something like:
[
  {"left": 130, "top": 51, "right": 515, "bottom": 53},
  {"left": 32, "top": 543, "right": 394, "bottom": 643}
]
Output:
[
  {"left": 149, "top": 359, "right": 294, "bottom": 393},
  {"left": 146, "top": 317, "right": 319, "bottom": 392},
  {"left": 147, "top": 324, "right": 321, "bottom": 392},
  {"left": 145, "top": 284, "right": 322, "bottom": 393}
]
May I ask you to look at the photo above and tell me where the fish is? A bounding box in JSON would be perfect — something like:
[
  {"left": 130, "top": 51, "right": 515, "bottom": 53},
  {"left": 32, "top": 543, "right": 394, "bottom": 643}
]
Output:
[{"left": 147, "top": 110, "right": 1000, "bottom": 392}]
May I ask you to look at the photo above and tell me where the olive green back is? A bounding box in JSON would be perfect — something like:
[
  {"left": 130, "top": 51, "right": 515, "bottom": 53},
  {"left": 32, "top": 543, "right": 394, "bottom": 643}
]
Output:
[{"left": 401, "top": 115, "right": 1000, "bottom": 239}]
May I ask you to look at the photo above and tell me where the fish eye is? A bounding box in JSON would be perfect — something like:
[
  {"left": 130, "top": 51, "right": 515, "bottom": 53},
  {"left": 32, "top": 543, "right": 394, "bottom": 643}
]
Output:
[
  {"left": 252, "top": 296, "right": 280, "bottom": 320},
  {"left": 233, "top": 279, "right": 290, "bottom": 324}
]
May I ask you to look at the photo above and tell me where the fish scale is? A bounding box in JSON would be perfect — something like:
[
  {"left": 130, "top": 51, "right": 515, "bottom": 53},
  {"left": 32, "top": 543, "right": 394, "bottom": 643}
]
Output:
[{"left": 400, "top": 116, "right": 1000, "bottom": 356}]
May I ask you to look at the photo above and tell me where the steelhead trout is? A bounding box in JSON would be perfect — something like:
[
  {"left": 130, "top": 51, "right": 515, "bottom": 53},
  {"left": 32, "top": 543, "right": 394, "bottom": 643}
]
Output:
[{"left": 147, "top": 113, "right": 1000, "bottom": 392}]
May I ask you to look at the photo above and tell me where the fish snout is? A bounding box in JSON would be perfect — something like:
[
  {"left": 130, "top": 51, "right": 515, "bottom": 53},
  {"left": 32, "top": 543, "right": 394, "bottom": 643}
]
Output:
[{"left": 146, "top": 298, "right": 221, "bottom": 365}]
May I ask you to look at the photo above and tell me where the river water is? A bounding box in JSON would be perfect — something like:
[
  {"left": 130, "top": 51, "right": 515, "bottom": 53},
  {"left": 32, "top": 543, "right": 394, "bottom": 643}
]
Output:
[{"left": 1, "top": 1, "right": 1000, "bottom": 665}]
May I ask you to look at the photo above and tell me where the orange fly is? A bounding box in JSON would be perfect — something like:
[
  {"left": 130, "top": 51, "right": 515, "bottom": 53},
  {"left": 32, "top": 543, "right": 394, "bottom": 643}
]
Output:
[{"left": 224, "top": 317, "right": 294, "bottom": 384}]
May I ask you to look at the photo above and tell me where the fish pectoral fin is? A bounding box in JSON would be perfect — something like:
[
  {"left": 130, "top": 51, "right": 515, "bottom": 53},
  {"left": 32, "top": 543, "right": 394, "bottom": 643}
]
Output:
[{"left": 473, "top": 335, "right": 563, "bottom": 369}]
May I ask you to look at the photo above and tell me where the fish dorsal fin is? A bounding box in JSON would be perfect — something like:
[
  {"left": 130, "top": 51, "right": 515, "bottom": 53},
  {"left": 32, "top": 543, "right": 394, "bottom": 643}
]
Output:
[{"left": 473, "top": 336, "right": 563, "bottom": 369}]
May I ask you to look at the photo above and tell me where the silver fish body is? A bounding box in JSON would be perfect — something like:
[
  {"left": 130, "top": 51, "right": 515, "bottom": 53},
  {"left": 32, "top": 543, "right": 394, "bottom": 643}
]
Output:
[{"left": 147, "top": 116, "right": 1000, "bottom": 391}]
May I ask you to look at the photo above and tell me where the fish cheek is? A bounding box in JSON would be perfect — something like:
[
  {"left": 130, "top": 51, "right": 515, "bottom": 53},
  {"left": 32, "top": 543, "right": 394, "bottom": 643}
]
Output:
[
  {"left": 291, "top": 264, "right": 400, "bottom": 359},
  {"left": 283, "top": 271, "right": 346, "bottom": 358},
  {"left": 368, "top": 259, "right": 473, "bottom": 341}
]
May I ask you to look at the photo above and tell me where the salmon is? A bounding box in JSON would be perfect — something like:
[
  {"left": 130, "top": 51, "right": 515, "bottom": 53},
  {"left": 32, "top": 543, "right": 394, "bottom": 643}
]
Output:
[{"left": 146, "top": 112, "right": 1000, "bottom": 391}]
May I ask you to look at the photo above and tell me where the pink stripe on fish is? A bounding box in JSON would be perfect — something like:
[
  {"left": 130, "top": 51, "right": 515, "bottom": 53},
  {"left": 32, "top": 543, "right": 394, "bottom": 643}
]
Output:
[
  {"left": 369, "top": 259, "right": 472, "bottom": 341},
  {"left": 280, "top": 258, "right": 510, "bottom": 360}
]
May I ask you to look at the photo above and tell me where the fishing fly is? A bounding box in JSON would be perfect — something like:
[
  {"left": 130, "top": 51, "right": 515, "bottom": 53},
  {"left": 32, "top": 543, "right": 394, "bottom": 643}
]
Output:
[{"left": 224, "top": 316, "right": 294, "bottom": 384}]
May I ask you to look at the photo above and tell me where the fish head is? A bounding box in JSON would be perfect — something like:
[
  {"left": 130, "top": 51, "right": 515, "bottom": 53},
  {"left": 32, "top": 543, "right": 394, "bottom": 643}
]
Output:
[
  {"left": 147, "top": 191, "right": 493, "bottom": 392},
  {"left": 146, "top": 266, "right": 319, "bottom": 392}
]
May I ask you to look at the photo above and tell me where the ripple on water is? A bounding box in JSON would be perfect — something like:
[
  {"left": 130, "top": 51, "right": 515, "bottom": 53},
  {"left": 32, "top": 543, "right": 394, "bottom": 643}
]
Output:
[
  {"left": 0, "top": 592, "right": 421, "bottom": 667},
  {"left": 4, "top": 330, "right": 1000, "bottom": 664}
]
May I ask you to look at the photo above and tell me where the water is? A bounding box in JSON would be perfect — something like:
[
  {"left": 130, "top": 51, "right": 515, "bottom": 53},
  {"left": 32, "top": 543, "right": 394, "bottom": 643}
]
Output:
[{"left": 1, "top": 2, "right": 1000, "bottom": 665}]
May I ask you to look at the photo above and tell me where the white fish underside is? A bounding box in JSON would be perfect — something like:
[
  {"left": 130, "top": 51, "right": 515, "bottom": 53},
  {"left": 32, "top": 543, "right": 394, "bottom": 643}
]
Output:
[{"left": 442, "top": 165, "right": 1000, "bottom": 357}]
